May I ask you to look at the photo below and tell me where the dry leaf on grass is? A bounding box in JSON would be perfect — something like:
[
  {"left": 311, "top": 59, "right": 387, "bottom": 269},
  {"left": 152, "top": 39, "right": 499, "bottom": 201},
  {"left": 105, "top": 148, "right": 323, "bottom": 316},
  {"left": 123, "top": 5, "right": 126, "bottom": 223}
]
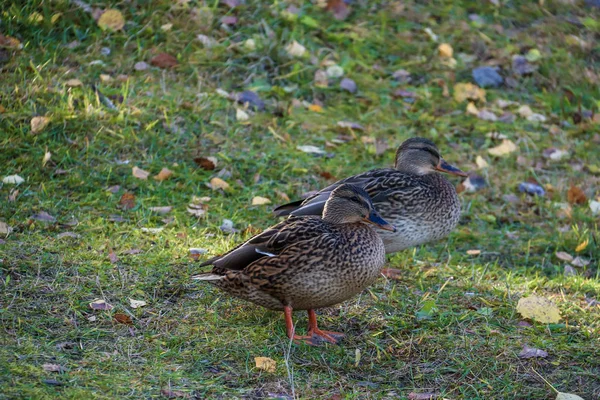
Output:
[
  {"left": 113, "top": 313, "right": 132, "bottom": 325},
  {"left": 42, "top": 151, "right": 52, "bottom": 167},
  {"left": 516, "top": 295, "right": 560, "bottom": 324},
  {"left": 236, "top": 108, "right": 249, "bottom": 121},
  {"left": 567, "top": 186, "right": 587, "bottom": 205},
  {"left": 475, "top": 155, "right": 489, "bottom": 169},
  {"left": 408, "top": 392, "right": 437, "bottom": 400},
  {"left": 254, "top": 357, "right": 276, "bottom": 372},
  {"left": 194, "top": 156, "right": 217, "bottom": 170},
  {"left": 438, "top": 43, "right": 453, "bottom": 58},
  {"left": 154, "top": 167, "right": 173, "bottom": 181},
  {"left": 89, "top": 299, "right": 113, "bottom": 311},
  {"left": 556, "top": 393, "right": 585, "bottom": 400},
  {"left": 42, "top": 364, "right": 65, "bottom": 373},
  {"left": 150, "top": 53, "right": 178, "bottom": 68},
  {"left": 3, "top": 175, "right": 24, "bottom": 184},
  {"left": 575, "top": 239, "right": 588, "bottom": 252},
  {"left": 380, "top": 268, "right": 403, "bottom": 280},
  {"left": 119, "top": 193, "right": 136, "bottom": 210},
  {"left": 31, "top": 211, "right": 56, "bottom": 222},
  {"left": 308, "top": 104, "right": 323, "bottom": 113},
  {"left": 555, "top": 251, "right": 573, "bottom": 262},
  {"left": 297, "top": 145, "right": 326, "bottom": 155},
  {"left": 210, "top": 177, "right": 230, "bottom": 190},
  {"left": 129, "top": 298, "right": 147, "bottom": 309},
  {"left": 518, "top": 345, "right": 548, "bottom": 359},
  {"left": 0, "top": 34, "right": 22, "bottom": 49},
  {"left": 160, "top": 389, "right": 189, "bottom": 399},
  {"left": 132, "top": 166, "right": 150, "bottom": 180},
  {"left": 149, "top": 206, "right": 172, "bottom": 215},
  {"left": 488, "top": 140, "right": 517, "bottom": 157},
  {"left": 251, "top": 196, "right": 271, "bottom": 205},
  {"left": 0, "top": 221, "right": 13, "bottom": 236},
  {"left": 31, "top": 116, "right": 50, "bottom": 134},
  {"left": 285, "top": 41, "right": 306, "bottom": 57},
  {"left": 65, "top": 79, "right": 83, "bottom": 87},
  {"left": 327, "top": 0, "right": 351, "bottom": 20},
  {"left": 98, "top": 9, "right": 125, "bottom": 31},
  {"left": 453, "top": 82, "right": 486, "bottom": 103}
]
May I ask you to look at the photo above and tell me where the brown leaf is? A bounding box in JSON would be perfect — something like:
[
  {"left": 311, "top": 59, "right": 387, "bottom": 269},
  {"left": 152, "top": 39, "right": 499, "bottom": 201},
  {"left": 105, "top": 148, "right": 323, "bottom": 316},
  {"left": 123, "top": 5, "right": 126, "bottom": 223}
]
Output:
[
  {"left": 97, "top": 9, "right": 125, "bottom": 31},
  {"left": 254, "top": 356, "right": 276, "bottom": 372},
  {"left": 150, "top": 53, "right": 178, "bottom": 69},
  {"left": 319, "top": 171, "right": 336, "bottom": 180},
  {"left": 132, "top": 166, "right": 150, "bottom": 180},
  {"left": 154, "top": 167, "right": 173, "bottom": 181},
  {"left": 275, "top": 190, "right": 290, "bottom": 202},
  {"left": 89, "top": 299, "right": 113, "bottom": 311},
  {"left": 31, "top": 116, "right": 50, "bottom": 134},
  {"left": 113, "top": 313, "right": 133, "bottom": 325},
  {"left": 326, "top": 0, "right": 351, "bottom": 20},
  {"left": 160, "top": 389, "right": 189, "bottom": 398},
  {"left": 119, "top": 193, "right": 136, "bottom": 210},
  {"left": 567, "top": 185, "right": 587, "bottom": 205},
  {"left": 42, "top": 363, "right": 65, "bottom": 373},
  {"left": 193, "top": 156, "right": 217, "bottom": 170},
  {"left": 381, "top": 268, "right": 403, "bottom": 280},
  {"left": 0, "top": 34, "right": 22, "bottom": 49},
  {"left": 251, "top": 196, "right": 271, "bottom": 205}
]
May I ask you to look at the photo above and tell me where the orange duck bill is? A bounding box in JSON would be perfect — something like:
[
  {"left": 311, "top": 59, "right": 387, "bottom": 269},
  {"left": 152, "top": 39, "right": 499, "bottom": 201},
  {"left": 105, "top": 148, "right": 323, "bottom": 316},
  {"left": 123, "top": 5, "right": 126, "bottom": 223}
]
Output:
[{"left": 435, "top": 159, "right": 468, "bottom": 177}]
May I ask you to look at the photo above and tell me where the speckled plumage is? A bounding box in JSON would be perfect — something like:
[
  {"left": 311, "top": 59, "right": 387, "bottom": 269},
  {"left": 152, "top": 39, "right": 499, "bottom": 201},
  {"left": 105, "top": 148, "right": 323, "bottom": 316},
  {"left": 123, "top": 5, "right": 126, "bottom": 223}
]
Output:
[
  {"left": 192, "top": 184, "right": 391, "bottom": 345},
  {"left": 274, "top": 137, "right": 466, "bottom": 254}
]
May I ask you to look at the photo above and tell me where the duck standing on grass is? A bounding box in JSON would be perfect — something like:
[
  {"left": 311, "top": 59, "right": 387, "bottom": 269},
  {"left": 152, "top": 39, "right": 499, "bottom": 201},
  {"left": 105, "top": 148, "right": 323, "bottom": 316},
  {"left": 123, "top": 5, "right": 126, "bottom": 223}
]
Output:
[
  {"left": 274, "top": 137, "right": 468, "bottom": 254},
  {"left": 193, "top": 184, "right": 395, "bottom": 346}
]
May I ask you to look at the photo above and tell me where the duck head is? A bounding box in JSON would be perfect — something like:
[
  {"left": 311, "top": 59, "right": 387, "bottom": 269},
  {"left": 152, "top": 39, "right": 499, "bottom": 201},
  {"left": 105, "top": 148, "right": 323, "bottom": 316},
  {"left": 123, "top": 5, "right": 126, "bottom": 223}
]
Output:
[{"left": 394, "top": 137, "right": 467, "bottom": 177}]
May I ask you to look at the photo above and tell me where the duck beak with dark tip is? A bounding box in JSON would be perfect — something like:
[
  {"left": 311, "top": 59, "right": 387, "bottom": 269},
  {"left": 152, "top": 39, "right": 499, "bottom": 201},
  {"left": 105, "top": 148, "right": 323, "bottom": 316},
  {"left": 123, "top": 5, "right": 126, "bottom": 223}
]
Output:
[
  {"left": 435, "top": 159, "right": 468, "bottom": 177},
  {"left": 364, "top": 210, "right": 396, "bottom": 232}
]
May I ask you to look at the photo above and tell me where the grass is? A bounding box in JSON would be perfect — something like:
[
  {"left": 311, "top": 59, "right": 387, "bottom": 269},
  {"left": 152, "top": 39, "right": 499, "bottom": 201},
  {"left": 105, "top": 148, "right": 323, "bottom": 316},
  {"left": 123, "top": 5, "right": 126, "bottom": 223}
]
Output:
[{"left": 1, "top": 0, "right": 599, "bottom": 398}]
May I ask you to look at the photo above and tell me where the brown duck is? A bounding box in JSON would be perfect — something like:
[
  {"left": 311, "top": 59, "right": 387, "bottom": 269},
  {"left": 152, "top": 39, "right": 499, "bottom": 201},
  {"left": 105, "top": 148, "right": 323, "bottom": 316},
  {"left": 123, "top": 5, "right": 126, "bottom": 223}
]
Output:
[
  {"left": 274, "top": 137, "right": 467, "bottom": 254},
  {"left": 192, "top": 184, "right": 395, "bottom": 345}
]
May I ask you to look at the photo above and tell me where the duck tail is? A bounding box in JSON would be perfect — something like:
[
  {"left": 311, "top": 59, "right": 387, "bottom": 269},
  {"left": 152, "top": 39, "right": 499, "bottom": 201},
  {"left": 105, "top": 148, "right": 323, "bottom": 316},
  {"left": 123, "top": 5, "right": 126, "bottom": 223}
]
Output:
[
  {"left": 191, "top": 273, "right": 224, "bottom": 281},
  {"left": 272, "top": 200, "right": 304, "bottom": 217}
]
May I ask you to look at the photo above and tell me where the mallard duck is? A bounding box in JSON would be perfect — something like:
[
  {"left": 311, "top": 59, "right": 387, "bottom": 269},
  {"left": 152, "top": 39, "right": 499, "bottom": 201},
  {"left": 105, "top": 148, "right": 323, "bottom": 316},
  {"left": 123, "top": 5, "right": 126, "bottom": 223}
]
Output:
[
  {"left": 274, "top": 137, "right": 467, "bottom": 254},
  {"left": 192, "top": 184, "right": 395, "bottom": 345}
]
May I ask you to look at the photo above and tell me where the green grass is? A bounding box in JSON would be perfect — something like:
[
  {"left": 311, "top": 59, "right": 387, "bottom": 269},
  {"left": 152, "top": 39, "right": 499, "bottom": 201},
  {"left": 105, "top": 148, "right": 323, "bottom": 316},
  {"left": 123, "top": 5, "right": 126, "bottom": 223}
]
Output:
[{"left": 1, "top": 0, "right": 599, "bottom": 398}]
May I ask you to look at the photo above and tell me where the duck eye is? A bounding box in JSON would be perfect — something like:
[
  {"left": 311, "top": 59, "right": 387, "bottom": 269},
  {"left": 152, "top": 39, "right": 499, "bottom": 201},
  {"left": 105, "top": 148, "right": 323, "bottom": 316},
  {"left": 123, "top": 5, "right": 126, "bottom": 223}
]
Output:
[{"left": 350, "top": 196, "right": 361, "bottom": 203}]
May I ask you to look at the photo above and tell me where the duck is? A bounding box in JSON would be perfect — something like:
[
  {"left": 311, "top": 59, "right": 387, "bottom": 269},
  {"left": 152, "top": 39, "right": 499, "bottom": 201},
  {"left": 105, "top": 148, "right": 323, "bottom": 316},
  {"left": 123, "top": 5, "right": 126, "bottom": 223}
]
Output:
[
  {"left": 192, "top": 184, "right": 395, "bottom": 345},
  {"left": 273, "top": 137, "right": 467, "bottom": 254}
]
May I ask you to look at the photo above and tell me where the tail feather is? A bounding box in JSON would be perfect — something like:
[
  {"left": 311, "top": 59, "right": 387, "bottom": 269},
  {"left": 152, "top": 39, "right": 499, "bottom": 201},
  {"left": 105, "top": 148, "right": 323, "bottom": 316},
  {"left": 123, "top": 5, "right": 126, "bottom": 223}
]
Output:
[
  {"left": 192, "top": 273, "right": 225, "bottom": 281},
  {"left": 272, "top": 200, "right": 304, "bottom": 217}
]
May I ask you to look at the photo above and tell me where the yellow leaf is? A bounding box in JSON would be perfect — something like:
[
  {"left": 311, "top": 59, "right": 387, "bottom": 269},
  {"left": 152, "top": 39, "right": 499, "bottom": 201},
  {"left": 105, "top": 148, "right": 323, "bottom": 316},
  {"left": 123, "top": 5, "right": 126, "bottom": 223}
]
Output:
[
  {"left": 466, "top": 102, "right": 479, "bottom": 115},
  {"left": 161, "top": 23, "right": 173, "bottom": 31},
  {"left": 154, "top": 167, "right": 173, "bottom": 181},
  {"left": 475, "top": 155, "right": 489, "bottom": 169},
  {"left": 285, "top": 40, "right": 306, "bottom": 57},
  {"left": 308, "top": 104, "right": 323, "bottom": 113},
  {"left": 251, "top": 196, "right": 271, "bottom": 205},
  {"left": 438, "top": 43, "right": 453, "bottom": 58},
  {"left": 132, "top": 166, "right": 150, "bottom": 180},
  {"left": 98, "top": 9, "right": 125, "bottom": 31},
  {"left": 129, "top": 298, "right": 147, "bottom": 309},
  {"left": 556, "top": 393, "right": 585, "bottom": 400},
  {"left": 66, "top": 79, "right": 83, "bottom": 87},
  {"left": 42, "top": 151, "right": 51, "bottom": 167},
  {"left": 210, "top": 177, "right": 230, "bottom": 190},
  {"left": 516, "top": 295, "right": 561, "bottom": 324},
  {"left": 453, "top": 82, "right": 486, "bottom": 103},
  {"left": 487, "top": 140, "right": 517, "bottom": 157},
  {"left": 575, "top": 239, "right": 588, "bottom": 252},
  {"left": 29, "top": 12, "right": 44, "bottom": 24},
  {"left": 31, "top": 116, "right": 50, "bottom": 134},
  {"left": 51, "top": 13, "right": 62, "bottom": 24},
  {"left": 254, "top": 357, "right": 276, "bottom": 373}
]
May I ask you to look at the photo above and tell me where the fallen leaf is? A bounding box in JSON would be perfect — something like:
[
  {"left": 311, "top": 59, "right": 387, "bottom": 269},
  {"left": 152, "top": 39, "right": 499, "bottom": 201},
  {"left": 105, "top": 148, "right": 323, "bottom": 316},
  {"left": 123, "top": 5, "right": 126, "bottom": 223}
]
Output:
[
  {"left": 326, "top": 0, "right": 351, "bottom": 20},
  {"left": 555, "top": 251, "right": 573, "bottom": 262},
  {"left": 31, "top": 211, "right": 56, "bottom": 223},
  {"left": 160, "top": 389, "right": 188, "bottom": 399},
  {"left": 467, "top": 249, "right": 481, "bottom": 255},
  {"left": 543, "top": 148, "right": 569, "bottom": 161},
  {"left": 140, "top": 227, "right": 163, "bottom": 233},
  {"left": 567, "top": 186, "right": 587, "bottom": 205},
  {"left": 466, "top": 102, "right": 479, "bottom": 115},
  {"left": 31, "top": 116, "right": 50, "bottom": 134},
  {"left": 308, "top": 104, "right": 323, "bottom": 113},
  {"left": 89, "top": 299, "right": 114, "bottom": 311},
  {"left": 453, "top": 82, "right": 486, "bottom": 103},
  {"left": 518, "top": 345, "right": 548, "bottom": 359},
  {"left": 8, "top": 189, "right": 19, "bottom": 202},
  {"left": 98, "top": 9, "right": 125, "bottom": 31},
  {"left": 65, "top": 79, "right": 83, "bottom": 87},
  {"left": 0, "top": 221, "right": 13, "bottom": 236},
  {"left": 57, "top": 232, "right": 80, "bottom": 239},
  {"left": 575, "top": 239, "right": 588, "bottom": 253},
  {"left": 236, "top": 108, "right": 249, "bottom": 121},
  {"left": 254, "top": 357, "right": 276, "bottom": 373},
  {"left": 0, "top": 34, "right": 22, "bottom": 49},
  {"left": 220, "top": 219, "right": 238, "bottom": 234},
  {"left": 438, "top": 43, "right": 453, "bottom": 58},
  {"left": 150, "top": 53, "right": 178, "bottom": 68},
  {"left": 488, "top": 140, "right": 517, "bottom": 157},
  {"left": 149, "top": 206, "right": 172, "bottom": 215},
  {"left": 297, "top": 145, "right": 326, "bottom": 155},
  {"left": 119, "top": 193, "right": 136, "bottom": 210},
  {"left": 194, "top": 156, "right": 218, "bottom": 170},
  {"left": 108, "top": 250, "right": 118, "bottom": 264},
  {"left": 556, "top": 393, "right": 585, "bottom": 400},
  {"left": 564, "top": 265, "right": 577, "bottom": 276},
  {"left": 478, "top": 109, "right": 497, "bottom": 121},
  {"left": 134, "top": 61, "right": 149, "bottom": 71},
  {"left": 475, "top": 155, "right": 489, "bottom": 169},
  {"left": 516, "top": 295, "right": 561, "bottom": 324},
  {"left": 408, "top": 392, "right": 437, "bottom": 400},
  {"left": 210, "top": 177, "right": 230, "bottom": 190},
  {"left": 285, "top": 40, "right": 306, "bottom": 57},
  {"left": 248, "top": 196, "right": 270, "bottom": 206},
  {"left": 590, "top": 200, "right": 600, "bottom": 215},
  {"left": 197, "top": 34, "right": 216, "bottom": 48},
  {"left": 42, "top": 364, "right": 65, "bottom": 373},
  {"left": 42, "top": 151, "right": 52, "bottom": 167},
  {"left": 113, "top": 313, "right": 133, "bottom": 324},
  {"left": 381, "top": 268, "right": 403, "bottom": 280},
  {"left": 132, "top": 166, "right": 150, "bottom": 180},
  {"left": 3, "top": 175, "right": 24, "bottom": 184},
  {"left": 161, "top": 23, "right": 172, "bottom": 31},
  {"left": 337, "top": 121, "right": 364, "bottom": 131},
  {"left": 154, "top": 168, "right": 173, "bottom": 181},
  {"left": 189, "top": 248, "right": 207, "bottom": 260},
  {"left": 518, "top": 105, "right": 533, "bottom": 118}
]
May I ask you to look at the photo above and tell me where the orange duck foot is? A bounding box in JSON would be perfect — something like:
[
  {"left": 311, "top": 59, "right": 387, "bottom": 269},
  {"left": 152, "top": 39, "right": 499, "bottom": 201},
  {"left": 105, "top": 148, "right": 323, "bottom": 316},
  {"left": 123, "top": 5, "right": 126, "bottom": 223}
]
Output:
[{"left": 284, "top": 307, "right": 344, "bottom": 346}]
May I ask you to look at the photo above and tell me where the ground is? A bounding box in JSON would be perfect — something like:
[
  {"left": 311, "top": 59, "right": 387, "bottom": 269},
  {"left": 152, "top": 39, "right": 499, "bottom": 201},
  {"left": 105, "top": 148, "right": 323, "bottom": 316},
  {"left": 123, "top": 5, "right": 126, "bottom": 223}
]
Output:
[{"left": 1, "top": 0, "right": 599, "bottom": 399}]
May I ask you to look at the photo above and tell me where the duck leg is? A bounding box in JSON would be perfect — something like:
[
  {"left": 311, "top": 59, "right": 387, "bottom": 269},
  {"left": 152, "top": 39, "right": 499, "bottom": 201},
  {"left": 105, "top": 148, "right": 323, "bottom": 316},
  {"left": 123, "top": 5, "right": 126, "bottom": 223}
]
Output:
[{"left": 283, "top": 306, "right": 342, "bottom": 346}]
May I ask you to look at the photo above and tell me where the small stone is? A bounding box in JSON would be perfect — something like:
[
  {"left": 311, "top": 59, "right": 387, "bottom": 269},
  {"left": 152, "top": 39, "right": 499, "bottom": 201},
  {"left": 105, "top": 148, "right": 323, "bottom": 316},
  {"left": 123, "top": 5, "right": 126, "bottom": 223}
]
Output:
[
  {"left": 518, "top": 182, "right": 545, "bottom": 196},
  {"left": 512, "top": 55, "right": 537, "bottom": 75},
  {"left": 134, "top": 61, "right": 149, "bottom": 71},
  {"left": 235, "top": 90, "right": 265, "bottom": 111},
  {"left": 472, "top": 66, "right": 503, "bottom": 88},
  {"left": 340, "top": 78, "right": 357, "bottom": 93}
]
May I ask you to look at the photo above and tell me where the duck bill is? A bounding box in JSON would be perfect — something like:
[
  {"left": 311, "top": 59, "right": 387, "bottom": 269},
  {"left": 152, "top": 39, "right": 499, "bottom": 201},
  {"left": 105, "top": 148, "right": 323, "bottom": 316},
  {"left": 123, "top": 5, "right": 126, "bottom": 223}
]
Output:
[
  {"left": 435, "top": 159, "right": 468, "bottom": 177},
  {"left": 364, "top": 211, "right": 396, "bottom": 232}
]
